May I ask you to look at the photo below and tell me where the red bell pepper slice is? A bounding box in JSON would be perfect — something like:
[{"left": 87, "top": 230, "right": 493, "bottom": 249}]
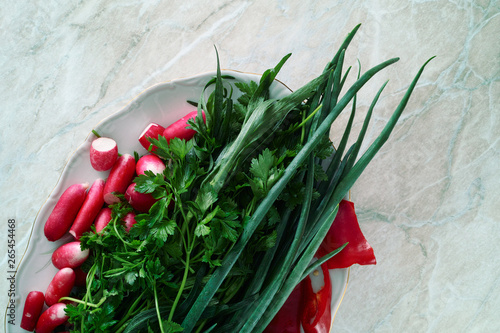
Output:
[
  {"left": 316, "top": 199, "right": 376, "bottom": 269},
  {"left": 265, "top": 199, "right": 376, "bottom": 332},
  {"left": 301, "top": 263, "right": 332, "bottom": 333},
  {"left": 263, "top": 283, "right": 303, "bottom": 333},
  {"left": 264, "top": 262, "right": 332, "bottom": 333}
]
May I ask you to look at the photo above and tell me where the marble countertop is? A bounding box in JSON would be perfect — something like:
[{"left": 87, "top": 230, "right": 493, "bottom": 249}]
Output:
[{"left": 2, "top": 1, "right": 499, "bottom": 332}]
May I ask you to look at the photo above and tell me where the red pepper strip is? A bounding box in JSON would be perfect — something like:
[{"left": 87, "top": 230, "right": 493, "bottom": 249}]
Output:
[
  {"left": 301, "top": 262, "right": 332, "bottom": 333},
  {"left": 316, "top": 199, "right": 376, "bottom": 269},
  {"left": 301, "top": 279, "right": 317, "bottom": 332},
  {"left": 265, "top": 199, "right": 375, "bottom": 332},
  {"left": 263, "top": 283, "right": 303, "bottom": 333},
  {"left": 265, "top": 262, "right": 333, "bottom": 333}
]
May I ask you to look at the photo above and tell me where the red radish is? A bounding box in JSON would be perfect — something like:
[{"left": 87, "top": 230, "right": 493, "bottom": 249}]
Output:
[
  {"left": 90, "top": 137, "right": 118, "bottom": 171},
  {"left": 45, "top": 268, "right": 75, "bottom": 306},
  {"left": 103, "top": 154, "right": 136, "bottom": 205},
  {"left": 136, "top": 154, "right": 166, "bottom": 176},
  {"left": 70, "top": 178, "right": 105, "bottom": 240},
  {"left": 163, "top": 110, "right": 205, "bottom": 143},
  {"left": 125, "top": 183, "right": 158, "bottom": 213},
  {"left": 35, "top": 303, "right": 69, "bottom": 333},
  {"left": 44, "top": 183, "right": 89, "bottom": 242},
  {"left": 123, "top": 212, "right": 137, "bottom": 232},
  {"left": 20, "top": 291, "right": 45, "bottom": 331},
  {"left": 74, "top": 267, "right": 88, "bottom": 287},
  {"left": 138, "top": 122, "right": 165, "bottom": 153},
  {"left": 94, "top": 207, "right": 112, "bottom": 233},
  {"left": 52, "top": 241, "right": 89, "bottom": 269}
]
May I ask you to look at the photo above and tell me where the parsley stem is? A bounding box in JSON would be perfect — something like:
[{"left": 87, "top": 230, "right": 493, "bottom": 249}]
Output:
[
  {"left": 79, "top": 261, "right": 98, "bottom": 329},
  {"left": 179, "top": 257, "right": 196, "bottom": 274},
  {"left": 114, "top": 291, "right": 147, "bottom": 330},
  {"left": 169, "top": 247, "right": 191, "bottom": 321},
  {"left": 60, "top": 296, "right": 106, "bottom": 308},
  {"left": 190, "top": 250, "right": 204, "bottom": 262},
  {"left": 112, "top": 216, "right": 133, "bottom": 248},
  {"left": 154, "top": 282, "right": 165, "bottom": 333}
]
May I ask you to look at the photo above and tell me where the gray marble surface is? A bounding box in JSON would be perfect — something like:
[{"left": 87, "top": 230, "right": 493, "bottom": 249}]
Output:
[{"left": 1, "top": 1, "right": 499, "bottom": 332}]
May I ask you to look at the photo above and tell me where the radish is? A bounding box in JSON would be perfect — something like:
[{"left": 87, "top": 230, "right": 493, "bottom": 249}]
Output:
[
  {"left": 123, "top": 212, "right": 137, "bottom": 232},
  {"left": 45, "top": 268, "right": 75, "bottom": 306},
  {"left": 52, "top": 241, "right": 90, "bottom": 269},
  {"left": 20, "top": 291, "right": 45, "bottom": 331},
  {"left": 125, "top": 183, "right": 158, "bottom": 213},
  {"left": 90, "top": 137, "right": 118, "bottom": 171},
  {"left": 136, "top": 154, "right": 166, "bottom": 176},
  {"left": 138, "top": 122, "right": 165, "bottom": 153},
  {"left": 35, "top": 303, "right": 69, "bottom": 333},
  {"left": 163, "top": 110, "right": 205, "bottom": 143},
  {"left": 94, "top": 207, "right": 112, "bottom": 233},
  {"left": 74, "top": 267, "right": 88, "bottom": 287},
  {"left": 44, "top": 183, "right": 89, "bottom": 242},
  {"left": 103, "top": 154, "right": 136, "bottom": 205},
  {"left": 70, "top": 178, "right": 105, "bottom": 240}
]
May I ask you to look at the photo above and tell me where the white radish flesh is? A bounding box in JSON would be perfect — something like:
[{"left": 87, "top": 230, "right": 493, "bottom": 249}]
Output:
[
  {"left": 90, "top": 137, "right": 118, "bottom": 171},
  {"left": 52, "top": 241, "right": 90, "bottom": 269},
  {"left": 136, "top": 154, "right": 166, "bottom": 176},
  {"left": 44, "top": 183, "right": 89, "bottom": 242},
  {"left": 138, "top": 122, "right": 165, "bottom": 153},
  {"left": 35, "top": 303, "right": 69, "bottom": 333}
]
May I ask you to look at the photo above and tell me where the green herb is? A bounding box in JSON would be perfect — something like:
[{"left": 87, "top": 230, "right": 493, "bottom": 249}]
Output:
[{"left": 67, "top": 24, "right": 433, "bottom": 333}]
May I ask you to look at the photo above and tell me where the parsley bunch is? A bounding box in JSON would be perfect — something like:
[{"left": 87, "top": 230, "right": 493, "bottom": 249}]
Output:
[{"left": 66, "top": 25, "right": 432, "bottom": 333}]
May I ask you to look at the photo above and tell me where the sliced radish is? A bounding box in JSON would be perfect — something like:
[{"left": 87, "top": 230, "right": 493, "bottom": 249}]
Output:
[
  {"left": 163, "top": 110, "right": 205, "bottom": 143},
  {"left": 123, "top": 212, "right": 137, "bottom": 232},
  {"left": 44, "top": 183, "right": 89, "bottom": 242},
  {"left": 125, "top": 183, "right": 158, "bottom": 213},
  {"left": 138, "top": 123, "right": 165, "bottom": 153},
  {"left": 94, "top": 207, "right": 112, "bottom": 233},
  {"left": 70, "top": 178, "right": 105, "bottom": 240},
  {"left": 20, "top": 291, "right": 45, "bottom": 331},
  {"left": 90, "top": 137, "right": 118, "bottom": 171},
  {"left": 136, "top": 154, "right": 166, "bottom": 176},
  {"left": 103, "top": 154, "right": 136, "bottom": 205},
  {"left": 52, "top": 241, "right": 90, "bottom": 269},
  {"left": 35, "top": 303, "right": 69, "bottom": 333}
]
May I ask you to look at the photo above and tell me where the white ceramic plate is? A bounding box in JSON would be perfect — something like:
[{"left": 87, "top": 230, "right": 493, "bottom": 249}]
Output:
[{"left": 6, "top": 70, "right": 348, "bottom": 332}]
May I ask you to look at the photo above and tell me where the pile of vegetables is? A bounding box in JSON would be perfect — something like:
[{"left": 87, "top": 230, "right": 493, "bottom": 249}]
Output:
[{"left": 20, "top": 25, "right": 432, "bottom": 333}]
